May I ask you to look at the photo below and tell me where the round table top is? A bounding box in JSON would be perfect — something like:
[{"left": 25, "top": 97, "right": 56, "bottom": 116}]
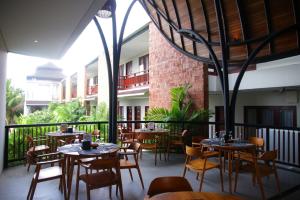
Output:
[
  {"left": 57, "top": 143, "right": 119, "bottom": 156},
  {"left": 148, "top": 191, "right": 243, "bottom": 200},
  {"left": 201, "top": 138, "right": 255, "bottom": 150},
  {"left": 47, "top": 131, "right": 85, "bottom": 137}
]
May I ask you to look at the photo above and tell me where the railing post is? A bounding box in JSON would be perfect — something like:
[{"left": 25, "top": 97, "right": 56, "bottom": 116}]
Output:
[
  {"left": 4, "top": 126, "right": 9, "bottom": 168},
  {"left": 266, "top": 128, "right": 270, "bottom": 151}
]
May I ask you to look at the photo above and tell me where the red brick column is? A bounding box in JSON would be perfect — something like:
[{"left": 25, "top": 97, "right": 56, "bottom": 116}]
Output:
[{"left": 149, "top": 23, "right": 208, "bottom": 110}]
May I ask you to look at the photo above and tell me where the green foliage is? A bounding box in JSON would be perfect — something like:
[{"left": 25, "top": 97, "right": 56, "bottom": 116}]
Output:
[
  {"left": 80, "top": 102, "right": 108, "bottom": 122},
  {"left": 6, "top": 79, "right": 24, "bottom": 124},
  {"left": 146, "top": 83, "right": 211, "bottom": 122}
]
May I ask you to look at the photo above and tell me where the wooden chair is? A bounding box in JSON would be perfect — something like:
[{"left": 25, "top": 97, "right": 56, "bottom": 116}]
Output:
[
  {"left": 183, "top": 145, "right": 223, "bottom": 192},
  {"left": 147, "top": 176, "right": 192, "bottom": 198},
  {"left": 27, "top": 152, "right": 66, "bottom": 200},
  {"left": 92, "top": 129, "right": 100, "bottom": 141},
  {"left": 167, "top": 130, "right": 188, "bottom": 160},
  {"left": 137, "top": 132, "right": 159, "bottom": 165},
  {"left": 234, "top": 136, "right": 265, "bottom": 163},
  {"left": 119, "top": 129, "right": 137, "bottom": 147},
  {"left": 26, "top": 135, "right": 50, "bottom": 171},
  {"left": 119, "top": 142, "right": 144, "bottom": 189},
  {"left": 75, "top": 155, "right": 123, "bottom": 200},
  {"left": 235, "top": 150, "right": 280, "bottom": 200}
]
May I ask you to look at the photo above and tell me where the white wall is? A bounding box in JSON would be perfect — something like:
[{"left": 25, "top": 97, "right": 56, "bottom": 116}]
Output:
[
  {"left": 209, "top": 90, "right": 300, "bottom": 126},
  {"left": 120, "top": 51, "right": 148, "bottom": 75},
  {"left": 209, "top": 55, "right": 300, "bottom": 92},
  {"left": 0, "top": 35, "right": 7, "bottom": 174},
  {"left": 98, "top": 55, "right": 110, "bottom": 106},
  {"left": 118, "top": 98, "right": 149, "bottom": 129}
]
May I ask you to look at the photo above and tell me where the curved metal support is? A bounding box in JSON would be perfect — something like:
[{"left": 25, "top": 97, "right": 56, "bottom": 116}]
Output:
[
  {"left": 230, "top": 25, "right": 298, "bottom": 132},
  {"left": 93, "top": 16, "right": 113, "bottom": 141},
  {"left": 178, "top": 29, "right": 224, "bottom": 91},
  {"left": 116, "top": 0, "right": 137, "bottom": 64}
]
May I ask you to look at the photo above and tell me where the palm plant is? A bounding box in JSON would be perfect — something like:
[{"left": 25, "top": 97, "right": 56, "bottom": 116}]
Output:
[
  {"left": 146, "top": 83, "right": 211, "bottom": 122},
  {"left": 6, "top": 79, "right": 24, "bottom": 124}
]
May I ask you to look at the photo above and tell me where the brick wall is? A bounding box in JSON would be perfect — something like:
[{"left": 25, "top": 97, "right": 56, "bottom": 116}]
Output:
[{"left": 149, "top": 23, "right": 208, "bottom": 110}]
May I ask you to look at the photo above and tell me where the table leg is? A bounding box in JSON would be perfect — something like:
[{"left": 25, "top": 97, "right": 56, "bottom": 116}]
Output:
[
  {"left": 66, "top": 156, "right": 75, "bottom": 200},
  {"left": 228, "top": 151, "right": 232, "bottom": 194}
]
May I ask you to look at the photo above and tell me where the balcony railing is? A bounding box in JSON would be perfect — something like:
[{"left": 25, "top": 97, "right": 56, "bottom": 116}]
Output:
[
  {"left": 4, "top": 121, "right": 300, "bottom": 168},
  {"left": 118, "top": 70, "right": 149, "bottom": 90},
  {"left": 86, "top": 85, "right": 98, "bottom": 95}
]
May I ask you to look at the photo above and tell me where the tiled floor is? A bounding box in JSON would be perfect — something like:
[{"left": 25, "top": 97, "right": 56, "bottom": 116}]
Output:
[{"left": 0, "top": 152, "right": 299, "bottom": 200}]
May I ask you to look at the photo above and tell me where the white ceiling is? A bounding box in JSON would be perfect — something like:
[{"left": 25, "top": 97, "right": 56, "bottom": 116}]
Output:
[{"left": 0, "top": 0, "right": 106, "bottom": 59}]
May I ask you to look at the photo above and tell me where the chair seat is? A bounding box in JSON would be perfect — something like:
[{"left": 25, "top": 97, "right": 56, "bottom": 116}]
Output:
[
  {"left": 186, "top": 159, "right": 219, "bottom": 171},
  {"left": 119, "top": 159, "right": 135, "bottom": 168},
  {"left": 34, "top": 166, "right": 62, "bottom": 180},
  {"left": 29, "top": 145, "right": 50, "bottom": 152},
  {"left": 79, "top": 171, "right": 118, "bottom": 189}
]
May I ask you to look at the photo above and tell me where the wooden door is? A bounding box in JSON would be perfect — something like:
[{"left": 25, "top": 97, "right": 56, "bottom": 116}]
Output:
[
  {"left": 134, "top": 106, "right": 141, "bottom": 129},
  {"left": 127, "top": 106, "right": 132, "bottom": 131}
]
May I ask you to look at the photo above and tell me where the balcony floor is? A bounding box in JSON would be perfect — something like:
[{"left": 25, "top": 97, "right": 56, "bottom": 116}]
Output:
[{"left": 0, "top": 152, "right": 300, "bottom": 200}]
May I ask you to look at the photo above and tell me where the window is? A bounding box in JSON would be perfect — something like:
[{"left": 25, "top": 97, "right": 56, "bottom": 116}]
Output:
[
  {"left": 139, "top": 54, "right": 149, "bottom": 71},
  {"left": 244, "top": 106, "right": 296, "bottom": 128},
  {"left": 126, "top": 61, "right": 132, "bottom": 76}
]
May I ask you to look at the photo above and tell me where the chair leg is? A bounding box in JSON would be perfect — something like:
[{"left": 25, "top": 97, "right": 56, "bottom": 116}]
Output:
[
  {"left": 27, "top": 163, "right": 31, "bottom": 172},
  {"left": 255, "top": 165, "right": 266, "bottom": 200},
  {"left": 220, "top": 166, "right": 224, "bottom": 192},
  {"left": 199, "top": 170, "right": 206, "bottom": 192},
  {"left": 62, "top": 175, "right": 67, "bottom": 200},
  {"left": 183, "top": 167, "right": 187, "bottom": 177},
  {"left": 128, "top": 169, "right": 133, "bottom": 181},
  {"left": 29, "top": 179, "right": 38, "bottom": 200},
  {"left": 234, "top": 158, "right": 239, "bottom": 192},
  {"left": 136, "top": 166, "right": 145, "bottom": 189},
  {"left": 274, "top": 168, "right": 281, "bottom": 192},
  {"left": 155, "top": 148, "right": 157, "bottom": 166},
  {"left": 27, "top": 178, "right": 34, "bottom": 200},
  {"left": 59, "top": 177, "right": 62, "bottom": 192},
  {"left": 75, "top": 163, "right": 80, "bottom": 200},
  {"left": 118, "top": 182, "right": 124, "bottom": 200},
  {"left": 86, "top": 185, "right": 90, "bottom": 200},
  {"left": 109, "top": 185, "right": 112, "bottom": 198}
]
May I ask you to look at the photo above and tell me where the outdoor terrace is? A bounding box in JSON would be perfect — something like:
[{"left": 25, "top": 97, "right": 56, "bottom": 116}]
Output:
[
  {"left": 1, "top": 121, "right": 300, "bottom": 199},
  {"left": 0, "top": 152, "right": 299, "bottom": 200}
]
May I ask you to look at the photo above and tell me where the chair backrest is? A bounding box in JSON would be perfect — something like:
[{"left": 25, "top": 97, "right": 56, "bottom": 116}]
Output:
[
  {"left": 147, "top": 176, "right": 193, "bottom": 197},
  {"left": 27, "top": 135, "right": 34, "bottom": 148},
  {"left": 128, "top": 142, "right": 141, "bottom": 153},
  {"left": 138, "top": 132, "right": 155, "bottom": 140},
  {"left": 92, "top": 129, "right": 100, "bottom": 137},
  {"left": 185, "top": 145, "right": 202, "bottom": 157},
  {"left": 260, "top": 150, "right": 277, "bottom": 161},
  {"left": 89, "top": 156, "right": 120, "bottom": 171},
  {"left": 249, "top": 137, "right": 264, "bottom": 148}
]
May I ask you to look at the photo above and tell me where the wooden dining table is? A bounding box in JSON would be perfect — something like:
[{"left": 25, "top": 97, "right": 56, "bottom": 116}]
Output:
[
  {"left": 57, "top": 142, "right": 119, "bottom": 200},
  {"left": 147, "top": 191, "right": 243, "bottom": 200},
  {"left": 46, "top": 131, "right": 85, "bottom": 151},
  {"left": 201, "top": 138, "right": 255, "bottom": 194}
]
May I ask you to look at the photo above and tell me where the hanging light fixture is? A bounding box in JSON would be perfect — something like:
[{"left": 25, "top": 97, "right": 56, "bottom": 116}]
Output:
[{"left": 96, "top": 0, "right": 116, "bottom": 18}]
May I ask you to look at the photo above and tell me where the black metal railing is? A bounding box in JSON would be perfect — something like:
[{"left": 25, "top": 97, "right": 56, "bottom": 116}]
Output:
[{"left": 4, "top": 121, "right": 300, "bottom": 168}]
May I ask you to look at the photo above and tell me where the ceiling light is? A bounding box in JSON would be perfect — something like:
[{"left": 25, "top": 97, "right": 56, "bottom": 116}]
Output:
[
  {"left": 34, "top": 40, "right": 38, "bottom": 43},
  {"left": 96, "top": 0, "right": 116, "bottom": 18}
]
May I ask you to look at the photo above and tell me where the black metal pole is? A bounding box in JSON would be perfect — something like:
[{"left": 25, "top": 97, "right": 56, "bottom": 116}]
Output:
[
  {"left": 93, "top": 17, "right": 113, "bottom": 142},
  {"left": 215, "top": 0, "right": 231, "bottom": 138}
]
